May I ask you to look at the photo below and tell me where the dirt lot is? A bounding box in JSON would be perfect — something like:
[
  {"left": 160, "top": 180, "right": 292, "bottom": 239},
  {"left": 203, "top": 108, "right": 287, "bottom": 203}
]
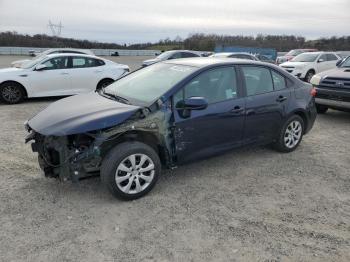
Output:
[{"left": 0, "top": 56, "right": 349, "bottom": 261}]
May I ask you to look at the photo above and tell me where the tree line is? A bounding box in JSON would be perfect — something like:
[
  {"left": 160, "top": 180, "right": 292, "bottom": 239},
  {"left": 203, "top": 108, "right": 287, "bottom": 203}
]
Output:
[{"left": 0, "top": 31, "right": 349, "bottom": 52}]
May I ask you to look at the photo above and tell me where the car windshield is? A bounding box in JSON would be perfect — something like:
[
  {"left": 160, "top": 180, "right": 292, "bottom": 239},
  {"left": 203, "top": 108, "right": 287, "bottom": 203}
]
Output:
[
  {"left": 20, "top": 56, "right": 48, "bottom": 69},
  {"left": 286, "top": 50, "right": 303, "bottom": 56},
  {"left": 103, "top": 62, "right": 197, "bottom": 104},
  {"left": 291, "top": 53, "right": 319, "bottom": 62},
  {"left": 340, "top": 57, "right": 350, "bottom": 67},
  {"left": 156, "top": 51, "right": 174, "bottom": 60}
]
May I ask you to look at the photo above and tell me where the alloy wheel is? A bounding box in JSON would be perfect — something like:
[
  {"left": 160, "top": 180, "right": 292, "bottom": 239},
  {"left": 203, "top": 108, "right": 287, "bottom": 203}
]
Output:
[
  {"left": 115, "top": 154, "right": 155, "bottom": 194},
  {"left": 284, "top": 120, "right": 302, "bottom": 148},
  {"left": 1, "top": 85, "right": 22, "bottom": 103}
]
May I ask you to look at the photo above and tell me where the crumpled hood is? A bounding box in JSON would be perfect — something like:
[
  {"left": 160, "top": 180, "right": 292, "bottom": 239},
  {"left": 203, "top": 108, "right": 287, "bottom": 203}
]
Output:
[
  {"left": 28, "top": 92, "right": 141, "bottom": 136},
  {"left": 316, "top": 67, "right": 350, "bottom": 79}
]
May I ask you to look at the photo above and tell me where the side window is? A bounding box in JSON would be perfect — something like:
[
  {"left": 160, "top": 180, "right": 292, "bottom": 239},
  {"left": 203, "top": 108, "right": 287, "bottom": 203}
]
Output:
[
  {"left": 174, "top": 67, "right": 238, "bottom": 105},
  {"left": 326, "top": 54, "right": 338, "bottom": 61},
  {"left": 170, "top": 52, "right": 182, "bottom": 59},
  {"left": 72, "top": 57, "right": 87, "bottom": 68},
  {"left": 319, "top": 54, "right": 327, "bottom": 62},
  {"left": 95, "top": 59, "right": 105, "bottom": 66},
  {"left": 42, "top": 57, "right": 68, "bottom": 70},
  {"left": 241, "top": 55, "right": 254, "bottom": 60},
  {"left": 241, "top": 66, "right": 274, "bottom": 96},
  {"left": 271, "top": 70, "right": 287, "bottom": 90},
  {"left": 181, "top": 52, "right": 199, "bottom": 58}
]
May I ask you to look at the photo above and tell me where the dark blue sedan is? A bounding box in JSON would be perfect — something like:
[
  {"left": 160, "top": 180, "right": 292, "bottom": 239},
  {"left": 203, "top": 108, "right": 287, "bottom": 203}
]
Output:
[{"left": 26, "top": 58, "right": 317, "bottom": 200}]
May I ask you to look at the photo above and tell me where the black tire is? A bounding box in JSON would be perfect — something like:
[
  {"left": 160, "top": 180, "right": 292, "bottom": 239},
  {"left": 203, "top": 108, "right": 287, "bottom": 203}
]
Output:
[
  {"left": 316, "top": 104, "right": 328, "bottom": 114},
  {"left": 100, "top": 141, "right": 161, "bottom": 200},
  {"left": 97, "top": 79, "right": 114, "bottom": 90},
  {"left": 0, "top": 82, "right": 26, "bottom": 104},
  {"left": 274, "top": 115, "right": 304, "bottom": 153},
  {"left": 304, "top": 70, "right": 315, "bottom": 83}
]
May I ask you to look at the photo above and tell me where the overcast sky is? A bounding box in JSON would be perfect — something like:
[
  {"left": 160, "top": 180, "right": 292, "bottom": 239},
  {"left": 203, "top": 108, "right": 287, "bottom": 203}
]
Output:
[{"left": 0, "top": 0, "right": 349, "bottom": 44}]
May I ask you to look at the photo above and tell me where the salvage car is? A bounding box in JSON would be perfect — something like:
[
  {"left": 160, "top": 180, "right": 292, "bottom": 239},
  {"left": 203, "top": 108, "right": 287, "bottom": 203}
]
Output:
[
  {"left": 310, "top": 56, "right": 350, "bottom": 113},
  {"left": 142, "top": 50, "right": 201, "bottom": 67},
  {"left": 11, "top": 48, "right": 95, "bottom": 68},
  {"left": 25, "top": 58, "right": 317, "bottom": 200},
  {"left": 0, "top": 53, "right": 129, "bottom": 104},
  {"left": 280, "top": 52, "right": 341, "bottom": 82}
]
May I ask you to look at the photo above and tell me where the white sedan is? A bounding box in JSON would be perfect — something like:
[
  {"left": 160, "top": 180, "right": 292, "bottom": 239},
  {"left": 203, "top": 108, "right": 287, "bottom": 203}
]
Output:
[{"left": 0, "top": 53, "right": 129, "bottom": 104}]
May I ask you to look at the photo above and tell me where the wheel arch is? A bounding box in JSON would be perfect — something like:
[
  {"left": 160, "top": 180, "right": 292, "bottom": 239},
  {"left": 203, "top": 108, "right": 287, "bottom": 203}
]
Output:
[
  {"left": 96, "top": 78, "right": 114, "bottom": 90},
  {"left": 101, "top": 130, "right": 170, "bottom": 166},
  {"left": 0, "top": 80, "right": 28, "bottom": 97},
  {"left": 290, "top": 109, "right": 308, "bottom": 133}
]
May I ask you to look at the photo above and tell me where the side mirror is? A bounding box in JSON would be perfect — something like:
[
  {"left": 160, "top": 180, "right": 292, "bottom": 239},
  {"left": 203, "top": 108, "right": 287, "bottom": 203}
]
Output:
[
  {"left": 176, "top": 97, "right": 208, "bottom": 110},
  {"left": 318, "top": 58, "right": 324, "bottom": 63},
  {"left": 35, "top": 64, "right": 47, "bottom": 71},
  {"left": 176, "top": 97, "right": 208, "bottom": 118}
]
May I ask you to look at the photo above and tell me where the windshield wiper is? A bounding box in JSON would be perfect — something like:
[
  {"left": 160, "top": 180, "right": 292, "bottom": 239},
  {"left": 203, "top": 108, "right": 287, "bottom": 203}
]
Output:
[{"left": 101, "top": 90, "right": 130, "bottom": 104}]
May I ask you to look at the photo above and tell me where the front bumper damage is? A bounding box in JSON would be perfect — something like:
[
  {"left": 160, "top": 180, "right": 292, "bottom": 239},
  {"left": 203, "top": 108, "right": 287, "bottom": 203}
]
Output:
[{"left": 26, "top": 129, "right": 103, "bottom": 182}]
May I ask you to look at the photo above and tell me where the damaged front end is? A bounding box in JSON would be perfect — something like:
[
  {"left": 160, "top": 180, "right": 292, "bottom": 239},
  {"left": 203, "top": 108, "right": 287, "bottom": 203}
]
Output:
[
  {"left": 26, "top": 127, "right": 102, "bottom": 181},
  {"left": 24, "top": 100, "right": 176, "bottom": 182}
]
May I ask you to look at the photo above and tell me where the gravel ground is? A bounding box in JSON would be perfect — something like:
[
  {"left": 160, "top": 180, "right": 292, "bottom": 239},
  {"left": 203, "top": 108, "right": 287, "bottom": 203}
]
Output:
[{"left": 0, "top": 56, "right": 350, "bottom": 261}]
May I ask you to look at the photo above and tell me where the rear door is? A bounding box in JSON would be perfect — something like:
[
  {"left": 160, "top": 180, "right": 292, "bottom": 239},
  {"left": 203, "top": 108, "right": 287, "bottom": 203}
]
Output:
[
  {"left": 68, "top": 56, "right": 104, "bottom": 93},
  {"left": 239, "top": 65, "right": 291, "bottom": 144},
  {"left": 173, "top": 66, "right": 245, "bottom": 163},
  {"left": 325, "top": 53, "right": 340, "bottom": 70}
]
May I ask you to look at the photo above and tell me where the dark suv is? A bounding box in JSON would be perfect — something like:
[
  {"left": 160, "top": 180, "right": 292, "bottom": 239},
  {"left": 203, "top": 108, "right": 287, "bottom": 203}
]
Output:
[
  {"left": 311, "top": 56, "right": 350, "bottom": 113},
  {"left": 25, "top": 58, "right": 317, "bottom": 200}
]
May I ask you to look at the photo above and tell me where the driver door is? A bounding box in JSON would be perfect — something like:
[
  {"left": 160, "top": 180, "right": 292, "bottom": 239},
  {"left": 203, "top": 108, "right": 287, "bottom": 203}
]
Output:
[
  {"left": 173, "top": 66, "right": 245, "bottom": 163},
  {"left": 29, "top": 56, "right": 71, "bottom": 97}
]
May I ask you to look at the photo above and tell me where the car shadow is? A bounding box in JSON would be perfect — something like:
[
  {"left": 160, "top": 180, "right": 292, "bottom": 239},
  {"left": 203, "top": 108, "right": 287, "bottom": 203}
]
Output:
[{"left": 0, "top": 96, "right": 67, "bottom": 106}]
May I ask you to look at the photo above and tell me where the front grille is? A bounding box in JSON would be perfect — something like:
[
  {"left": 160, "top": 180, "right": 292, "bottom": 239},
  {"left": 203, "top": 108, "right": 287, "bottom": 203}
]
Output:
[{"left": 320, "top": 77, "right": 350, "bottom": 89}]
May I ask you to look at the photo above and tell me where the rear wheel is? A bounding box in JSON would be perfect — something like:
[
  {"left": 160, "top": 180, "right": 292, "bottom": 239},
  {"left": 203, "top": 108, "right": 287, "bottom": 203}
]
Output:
[
  {"left": 0, "top": 82, "right": 25, "bottom": 104},
  {"left": 97, "top": 79, "right": 114, "bottom": 90},
  {"left": 274, "top": 115, "right": 304, "bottom": 153},
  {"left": 100, "top": 142, "right": 161, "bottom": 200},
  {"left": 316, "top": 104, "right": 328, "bottom": 114}
]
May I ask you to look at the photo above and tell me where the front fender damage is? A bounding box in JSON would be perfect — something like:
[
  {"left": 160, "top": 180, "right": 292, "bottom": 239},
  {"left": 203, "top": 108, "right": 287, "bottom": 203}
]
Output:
[{"left": 26, "top": 105, "right": 175, "bottom": 182}]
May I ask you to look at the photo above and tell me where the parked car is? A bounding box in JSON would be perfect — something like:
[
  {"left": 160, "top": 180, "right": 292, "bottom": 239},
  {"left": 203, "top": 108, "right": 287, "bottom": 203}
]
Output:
[
  {"left": 280, "top": 52, "right": 341, "bottom": 82},
  {"left": 142, "top": 50, "right": 201, "bottom": 67},
  {"left": 25, "top": 58, "right": 317, "bottom": 200},
  {"left": 0, "top": 53, "right": 129, "bottom": 104},
  {"left": 276, "top": 49, "right": 318, "bottom": 64},
  {"left": 210, "top": 52, "right": 259, "bottom": 61},
  {"left": 255, "top": 54, "right": 275, "bottom": 64},
  {"left": 310, "top": 56, "right": 350, "bottom": 113},
  {"left": 11, "top": 48, "right": 95, "bottom": 68}
]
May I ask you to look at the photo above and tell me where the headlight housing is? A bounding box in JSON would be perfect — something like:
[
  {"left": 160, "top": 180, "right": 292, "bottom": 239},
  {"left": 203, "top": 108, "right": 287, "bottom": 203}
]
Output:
[{"left": 310, "top": 74, "right": 321, "bottom": 86}]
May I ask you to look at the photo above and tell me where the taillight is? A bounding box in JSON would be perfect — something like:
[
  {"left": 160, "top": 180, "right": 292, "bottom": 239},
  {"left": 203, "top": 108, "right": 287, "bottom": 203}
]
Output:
[{"left": 310, "top": 87, "right": 317, "bottom": 97}]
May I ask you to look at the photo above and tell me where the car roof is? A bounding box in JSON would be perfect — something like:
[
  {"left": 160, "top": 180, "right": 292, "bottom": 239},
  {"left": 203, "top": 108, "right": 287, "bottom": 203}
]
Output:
[
  {"left": 301, "top": 51, "right": 336, "bottom": 55},
  {"left": 45, "top": 53, "right": 102, "bottom": 59},
  {"left": 214, "top": 52, "right": 254, "bottom": 56},
  {"left": 164, "top": 57, "right": 267, "bottom": 68}
]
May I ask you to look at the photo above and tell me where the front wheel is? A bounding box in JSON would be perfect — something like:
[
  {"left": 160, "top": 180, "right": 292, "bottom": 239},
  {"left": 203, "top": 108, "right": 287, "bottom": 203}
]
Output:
[
  {"left": 0, "top": 82, "right": 25, "bottom": 104},
  {"left": 304, "top": 70, "right": 315, "bottom": 83},
  {"left": 100, "top": 142, "right": 161, "bottom": 200},
  {"left": 274, "top": 115, "right": 304, "bottom": 153}
]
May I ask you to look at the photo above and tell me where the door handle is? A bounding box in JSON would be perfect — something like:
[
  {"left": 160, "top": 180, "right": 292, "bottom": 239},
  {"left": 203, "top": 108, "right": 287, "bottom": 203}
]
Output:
[
  {"left": 276, "top": 95, "right": 287, "bottom": 102},
  {"left": 94, "top": 70, "right": 102, "bottom": 73},
  {"left": 230, "top": 106, "right": 244, "bottom": 114},
  {"left": 60, "top": 72, "right": 69, "bottom": 75}
]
